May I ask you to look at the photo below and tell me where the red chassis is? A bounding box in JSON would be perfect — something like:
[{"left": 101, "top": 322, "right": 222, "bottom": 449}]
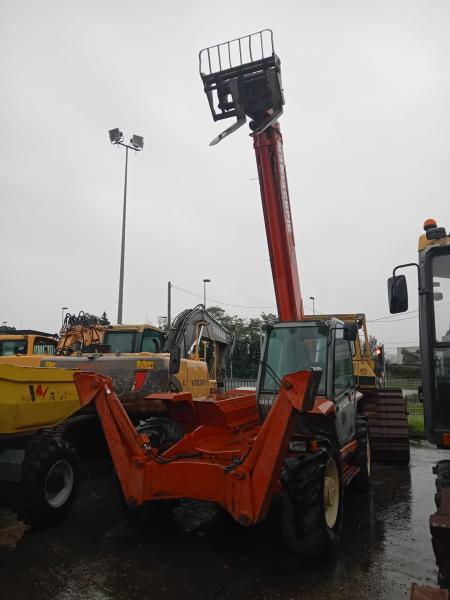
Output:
[{"left": 74, "top": 369, "right": 361, "bottom": 527}]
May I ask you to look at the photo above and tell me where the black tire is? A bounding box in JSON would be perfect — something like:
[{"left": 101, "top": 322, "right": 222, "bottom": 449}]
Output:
[
  {"left": 349, "top": 416, "right": 371, "bottom": 494},
  {"left": 15, "top": 432, "right": 80, "bottom": 528},
  {"left": 435, "top": 460, "right": 450, "bottom": 504},
  {"left": 281, "top": 445, "right": 344, "bottom": 557},
  {"left": 110, "top": 417, "right": 183, "bottom": 527},
  {"left": 113, "top": 417, "right": 179, "bottom": 528},
  {"left": 111, "top": 470, "right": 158, "bottom": 527},
  {"left": 136, "top": 417, "right": 184, "bottom": 453},
  {"left": 433, "top": 460, "right": 450, "bottom": 589}
]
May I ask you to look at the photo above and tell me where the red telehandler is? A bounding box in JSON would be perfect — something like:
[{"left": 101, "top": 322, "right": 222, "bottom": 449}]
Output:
[{"left": 74, "top": 30, "right": 370, "bottom": 556}]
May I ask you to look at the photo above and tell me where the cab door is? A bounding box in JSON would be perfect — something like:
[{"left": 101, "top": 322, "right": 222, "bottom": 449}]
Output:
[{"left": 333, "top": 328, "right": 357, "bottom": 445}]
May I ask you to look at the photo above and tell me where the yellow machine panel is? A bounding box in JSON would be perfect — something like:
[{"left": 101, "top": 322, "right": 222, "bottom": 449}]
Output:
[
  {"left": 0, "top": 364, "right": 80, "bottom": 435},
  {"left": 175, "top": 359, "right": 210, "bottom": 398}
]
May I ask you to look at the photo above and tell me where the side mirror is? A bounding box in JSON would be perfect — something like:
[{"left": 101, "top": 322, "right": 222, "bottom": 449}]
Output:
[
  {"left": 388, "top": 274, "right": 408, "bottom": 313},
  {"left": 169, "top": 347, "right": 181, "bottom": 375},
  {"left": 343, "top": 322, "right": 358, "bottom": 341}
]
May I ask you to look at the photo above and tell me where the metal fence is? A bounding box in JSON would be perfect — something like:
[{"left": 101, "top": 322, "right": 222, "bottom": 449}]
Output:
[
  {"left": 224, "top": 377, "right": 424, "bottom": 415},
  {"left": 385, "top": 378, "right": 422, "bottom": 414},
  {"left": 224, "top": 379, "right": 256, "bottom": 391}
]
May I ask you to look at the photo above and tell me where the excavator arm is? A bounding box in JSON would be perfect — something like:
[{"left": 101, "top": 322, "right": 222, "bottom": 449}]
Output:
[{"left": 163, "top": 304, "right": 234, "bottom": 381}]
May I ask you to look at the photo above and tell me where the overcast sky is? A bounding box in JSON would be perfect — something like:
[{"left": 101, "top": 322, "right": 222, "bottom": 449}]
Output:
[{"left": 1, "top": 1, "right": 449, "bottom": 352}]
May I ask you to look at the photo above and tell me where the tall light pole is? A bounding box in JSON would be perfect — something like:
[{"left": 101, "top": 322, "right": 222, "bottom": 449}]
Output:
[
  {"left": 61, "top": 307, "right": 68, "bottom": 328},
  {"left": 309, "top": 296, "right": 315, "bottom": 315},
  {"left": 203, "top": 278, "right": 211, "bottom": 307},
  {"left": 109, "top": 128, "right": 144, "bottom": 324},
  {"left": 167, "top": 281, "right": 172, "bottom": 329}
]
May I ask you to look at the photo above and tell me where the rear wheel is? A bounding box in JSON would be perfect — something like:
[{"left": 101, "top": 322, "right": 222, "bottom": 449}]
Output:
[{"left": 281, "top": 445, "right": 344, "bottom": 557}]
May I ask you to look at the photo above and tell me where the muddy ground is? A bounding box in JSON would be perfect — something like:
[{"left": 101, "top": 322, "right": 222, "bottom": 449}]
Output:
[{"left": 0, "top": 441, "right": 446, "bottom": 600}]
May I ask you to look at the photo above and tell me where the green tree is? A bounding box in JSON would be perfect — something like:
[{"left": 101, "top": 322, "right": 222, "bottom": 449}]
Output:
[
  {"left": 207, "top": 306, "right": 277, "bottom": 378},
  {"left": 367, "top": 335, "right": 379, "bottom": 357},
  {"left": 401, "top": 347, "right": 421, "bottom": 365},
  {"left": 0, "top": 325, "right": 16, "bottom": 333},
  {"left": 99, "top": 312, "right": 111, "bottom": 326}
]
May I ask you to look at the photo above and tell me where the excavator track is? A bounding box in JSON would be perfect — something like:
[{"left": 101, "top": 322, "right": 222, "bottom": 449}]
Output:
[{"left": 358, "top": 387, "right": 410, "bottom": 464}]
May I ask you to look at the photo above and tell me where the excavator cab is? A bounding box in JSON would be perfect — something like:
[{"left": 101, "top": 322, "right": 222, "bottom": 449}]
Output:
[{"left": 199, "top": 29, "right": 284, "bottom": 144}]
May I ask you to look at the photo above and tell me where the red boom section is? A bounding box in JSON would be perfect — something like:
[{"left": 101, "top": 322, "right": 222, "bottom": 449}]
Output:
[{"left": 254, "top": 125, "right": 304, "bottom": 321}]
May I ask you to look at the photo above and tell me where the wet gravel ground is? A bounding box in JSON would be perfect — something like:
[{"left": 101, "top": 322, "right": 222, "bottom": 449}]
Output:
[{"left": 0, "top": 440, "right": 447, "bottom": 600}]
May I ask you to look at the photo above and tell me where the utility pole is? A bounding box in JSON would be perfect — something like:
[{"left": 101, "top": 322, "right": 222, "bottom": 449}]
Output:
[
  {"left": 167, "top": 281, "right": 172, "bottom": 329},
  {"left": 309, "top": 296, "right": 315, "bottom": 315}
]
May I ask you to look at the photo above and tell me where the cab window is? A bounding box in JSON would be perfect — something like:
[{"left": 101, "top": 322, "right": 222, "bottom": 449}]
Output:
[
  {"left": 103, "top": 332, "right": 136, "bottom": 353},
  {"left": 33, "top": 338, "right": 57, "bottom": 355},
  {"left": 432, "top": 253, "right": 450, "bottom": 343},
  {"left": 141, "top": 329, "right": 165, "bottom": 353},
  {"left": 334, "top": 331, "right": 354, "bottom": 397},
  {"left": 0, "top": 340, "right": 27, "bottom": 356}
]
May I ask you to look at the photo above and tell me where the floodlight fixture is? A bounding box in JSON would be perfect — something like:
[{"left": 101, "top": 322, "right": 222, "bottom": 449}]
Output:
[
  {"left": 130, "top": 134, "right": 144, "bottom": 150},
  {"left": 203, "top": 278, "right": 211, "bottom": 307},
  {"left": 109, "top": 128, "right": 123, "bottom": 144}
]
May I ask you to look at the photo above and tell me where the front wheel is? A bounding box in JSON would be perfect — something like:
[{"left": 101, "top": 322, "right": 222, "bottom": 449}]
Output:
[
  {"left": 16, "top": 433, "right": 80, "bottom": 528},
  {"left": 281, "top": 445, "right": 344, "bottom": 557}
]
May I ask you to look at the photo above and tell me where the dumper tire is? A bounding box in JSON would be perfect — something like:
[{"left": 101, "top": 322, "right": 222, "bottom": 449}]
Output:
[
  {"left": 348, "top": 416, "right": 371, "bottom": 494},
  {"left": 433, "top": 460, "right": 450, "bottom": 589},
  {"left": 16, "top": 432, "right": 80, "bottom": 528},
  {"left": 281, "top": 444, "right": 344, "bottom": 557}
]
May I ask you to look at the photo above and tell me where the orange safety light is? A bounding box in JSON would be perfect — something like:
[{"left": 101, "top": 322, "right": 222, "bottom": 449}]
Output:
[
  {"left": 423, "top": 218, "right": 437, "bottom": 231},
  {"left": 309, "top": 439, "right": 319, "bottom": 453},
  {"left": 442, "top": 432, "right": 450, "bottom": 447}
]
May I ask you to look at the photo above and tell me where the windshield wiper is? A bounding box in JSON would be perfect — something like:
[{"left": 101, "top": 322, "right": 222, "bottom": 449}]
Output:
[{"left": 258, "top": 359, "right": 282, "bottom": 389}]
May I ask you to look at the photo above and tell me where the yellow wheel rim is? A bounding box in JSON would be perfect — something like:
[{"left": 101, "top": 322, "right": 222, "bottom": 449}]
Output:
[{"left": 324, "top": 456, "right": 340, "bottom": 529}]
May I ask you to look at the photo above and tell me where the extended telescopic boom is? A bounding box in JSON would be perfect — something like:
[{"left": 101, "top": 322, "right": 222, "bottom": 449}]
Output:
[{"left": 199, "top": 30, "right": 304, "bottom": 321}]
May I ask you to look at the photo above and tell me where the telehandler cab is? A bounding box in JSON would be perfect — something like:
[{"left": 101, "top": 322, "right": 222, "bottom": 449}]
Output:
[{"left": 74, "top": 30, "right": 371, "bottom": 556}]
